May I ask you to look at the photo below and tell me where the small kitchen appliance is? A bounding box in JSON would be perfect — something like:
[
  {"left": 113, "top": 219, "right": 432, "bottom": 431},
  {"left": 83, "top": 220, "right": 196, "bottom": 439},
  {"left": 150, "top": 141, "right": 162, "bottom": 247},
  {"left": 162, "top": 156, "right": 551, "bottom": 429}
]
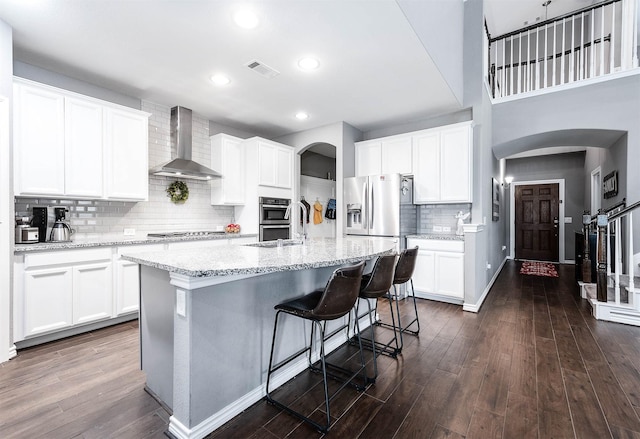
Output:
[
  {"left": 49, "top": 207, "right": 73, "bottom": 242},
  {"left": 31, "top": 206, "right": 48, "bottom": 242},
  {"left": 15, "top": 217, "right": 39, "bottom": 244}
]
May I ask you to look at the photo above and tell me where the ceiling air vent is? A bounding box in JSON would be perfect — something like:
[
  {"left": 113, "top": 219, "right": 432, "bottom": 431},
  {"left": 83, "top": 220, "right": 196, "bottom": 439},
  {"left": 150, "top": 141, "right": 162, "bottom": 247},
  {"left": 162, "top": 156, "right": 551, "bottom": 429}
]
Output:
[{"left": 246, "top": 60, "right": 280, "bottom": 79}]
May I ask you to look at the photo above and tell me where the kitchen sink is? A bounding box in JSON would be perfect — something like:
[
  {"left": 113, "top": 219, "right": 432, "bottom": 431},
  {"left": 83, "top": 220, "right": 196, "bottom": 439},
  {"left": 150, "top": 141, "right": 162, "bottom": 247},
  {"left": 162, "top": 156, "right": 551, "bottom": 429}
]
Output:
[{"left": 244, "top": 239, "right": 304, "bottom": 248}]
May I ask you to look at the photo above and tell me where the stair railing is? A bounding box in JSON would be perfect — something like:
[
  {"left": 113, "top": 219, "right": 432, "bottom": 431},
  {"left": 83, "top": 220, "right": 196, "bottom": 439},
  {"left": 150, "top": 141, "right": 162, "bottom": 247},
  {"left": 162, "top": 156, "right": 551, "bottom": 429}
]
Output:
[
  {"left": 486, "top": 0, "right": 639, "bottom": 99},
  {"left": 596, "top": 200, "right": 640, "bottom": 307}
]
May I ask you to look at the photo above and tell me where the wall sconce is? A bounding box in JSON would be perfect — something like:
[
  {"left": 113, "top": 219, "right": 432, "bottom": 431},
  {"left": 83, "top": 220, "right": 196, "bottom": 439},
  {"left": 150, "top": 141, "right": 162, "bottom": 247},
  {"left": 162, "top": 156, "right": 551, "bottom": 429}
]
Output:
[{"left": 503, "top": 175, "right": 514, "bottom": 188}]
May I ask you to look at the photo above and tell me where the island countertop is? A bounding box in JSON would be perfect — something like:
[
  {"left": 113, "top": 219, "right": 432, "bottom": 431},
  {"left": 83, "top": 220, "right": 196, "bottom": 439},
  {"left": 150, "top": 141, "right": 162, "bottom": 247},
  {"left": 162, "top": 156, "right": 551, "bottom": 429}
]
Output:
[{"left": 122, "top": 236, "right": 396, "bottom": 278}]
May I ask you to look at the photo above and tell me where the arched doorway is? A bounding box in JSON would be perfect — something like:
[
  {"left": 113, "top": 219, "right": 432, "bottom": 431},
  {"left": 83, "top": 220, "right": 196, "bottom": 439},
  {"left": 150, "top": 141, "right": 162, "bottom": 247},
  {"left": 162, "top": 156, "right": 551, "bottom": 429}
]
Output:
[{"left": 299, "top": 142, "right": 337, "bottom": 238}]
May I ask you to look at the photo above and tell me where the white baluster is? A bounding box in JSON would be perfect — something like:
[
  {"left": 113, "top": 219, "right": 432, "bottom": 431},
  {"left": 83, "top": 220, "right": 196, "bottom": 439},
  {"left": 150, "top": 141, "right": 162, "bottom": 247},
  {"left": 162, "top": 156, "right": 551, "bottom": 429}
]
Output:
[
  {"left": 610, "top": 2, "right": 616, "bottom": 74},
  {"left": 561, "top": 18, "right": 566, "bottom": 85},
  {"left": 580, "top": 12, "right": 585, "bottom": 80},
  {"left": 518, "top": 31, "right": 522, "bottom": 95},
  {"left": 552, "top": 21, "right": 557, "bottom": 86},
  {"left": 544, "top": 23, "right": 548, "bottom": 88},
  {"left": 600, "top": 5, "right": 605, "bottom": 77},
  {"left": 628, "top": 212, "right": 635, "bottom": 307},
  {"left": 570, "top": 15, "right": 575, "bottom": 82},
  {"left": 590, "top": 9, "right": 595, "bottom": 78}
]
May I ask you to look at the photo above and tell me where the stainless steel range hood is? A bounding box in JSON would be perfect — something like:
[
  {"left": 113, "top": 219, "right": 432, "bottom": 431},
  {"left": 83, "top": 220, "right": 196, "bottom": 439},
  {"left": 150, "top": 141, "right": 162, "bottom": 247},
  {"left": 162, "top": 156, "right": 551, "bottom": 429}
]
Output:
[{"left": 149, "top": 106, "right": 221, "bottom": 180}]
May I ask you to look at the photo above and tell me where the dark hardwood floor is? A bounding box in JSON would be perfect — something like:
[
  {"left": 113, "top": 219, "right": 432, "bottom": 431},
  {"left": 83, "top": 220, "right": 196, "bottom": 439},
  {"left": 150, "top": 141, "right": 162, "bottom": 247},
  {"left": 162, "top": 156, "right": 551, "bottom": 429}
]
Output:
[{"left": 2, "top": 260, "right": 640, "bottom": 438}]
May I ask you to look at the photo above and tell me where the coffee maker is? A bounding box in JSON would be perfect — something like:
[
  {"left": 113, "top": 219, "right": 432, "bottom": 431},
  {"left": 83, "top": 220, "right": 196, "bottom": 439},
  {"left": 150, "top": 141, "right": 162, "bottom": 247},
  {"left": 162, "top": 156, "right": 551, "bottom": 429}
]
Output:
[
  {"left": 49, "top": 207, "right": 73, "bottom": 242},
  {"left": 31, "top": 206, "right": 48, "bottom": 243}
]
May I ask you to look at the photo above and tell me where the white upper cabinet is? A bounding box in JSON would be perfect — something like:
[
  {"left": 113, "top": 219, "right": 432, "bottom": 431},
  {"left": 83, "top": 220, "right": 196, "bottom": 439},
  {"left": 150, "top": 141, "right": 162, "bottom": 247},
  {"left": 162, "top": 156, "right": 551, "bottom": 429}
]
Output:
[
  {"left": 355, "top": 141, "right": 381, "bottom": 176},
  {"left": 355, "top": 136, "right": 412, "bottom": 177},
  {"left": 104, "top": 107, "right": 149, "bottom": 200},
  {"left": 13, "top": 78, "right": 149, "bottom": 201},
  {"left": 381, "top": 137, "right": 412, "bottom": 175},
  {"left": 13, "top": 82, "right": 66, "bottom": 196},
  {"left": 257, "top": 139, "right": 293, "bottom": 189},
  {"left": 65, "top": 97, "right": 104, "bottom": 198},
  {"left": 413, "top": 122, "right": 472, "bottom": 204},
  {"left": 210, "top": 133, "right": 245, "bottom": 205}
]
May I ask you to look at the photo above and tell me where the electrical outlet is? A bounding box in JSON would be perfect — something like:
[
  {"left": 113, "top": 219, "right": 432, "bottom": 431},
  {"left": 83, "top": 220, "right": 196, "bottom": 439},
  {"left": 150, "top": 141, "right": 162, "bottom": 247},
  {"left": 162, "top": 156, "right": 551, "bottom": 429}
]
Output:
[
  {"left": 442, "top": 226, "right": 451, "bottom": 233},
  {"left": 486, "top": 262, "right": 492, "bottom": 270},
  {"left": 502, "top": 245, "right": 507, "bottom": 251},
  {"left": 176, "top": 290, "right": 186, "bottom": 317},
  {"left": 433, "top": 225, "right": 443, "bottom": 232},
  {"left": 124, "top": 228, "right": 135, "bottom": 236}
]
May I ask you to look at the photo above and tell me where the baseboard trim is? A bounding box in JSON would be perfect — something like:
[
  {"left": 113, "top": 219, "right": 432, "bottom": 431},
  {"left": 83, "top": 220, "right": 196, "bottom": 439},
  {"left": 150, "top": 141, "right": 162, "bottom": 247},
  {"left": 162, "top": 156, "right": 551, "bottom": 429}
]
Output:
[{"left": 463, "top": 257, "right": 507, "bottom": 313}]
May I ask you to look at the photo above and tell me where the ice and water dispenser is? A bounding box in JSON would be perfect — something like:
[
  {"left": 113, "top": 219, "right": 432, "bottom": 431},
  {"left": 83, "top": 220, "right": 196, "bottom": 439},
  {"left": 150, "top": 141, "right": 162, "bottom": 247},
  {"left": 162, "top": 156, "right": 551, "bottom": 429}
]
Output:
[{"left": 346, "top": 203, "right": 363, "bottom": 229}]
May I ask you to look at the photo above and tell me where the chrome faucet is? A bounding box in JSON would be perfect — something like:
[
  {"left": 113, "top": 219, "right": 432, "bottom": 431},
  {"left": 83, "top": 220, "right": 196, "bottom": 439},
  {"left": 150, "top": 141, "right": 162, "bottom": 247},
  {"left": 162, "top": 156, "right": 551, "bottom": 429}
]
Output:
[{"left": 284, "top": 201, "right": 308, "bottom": 241}]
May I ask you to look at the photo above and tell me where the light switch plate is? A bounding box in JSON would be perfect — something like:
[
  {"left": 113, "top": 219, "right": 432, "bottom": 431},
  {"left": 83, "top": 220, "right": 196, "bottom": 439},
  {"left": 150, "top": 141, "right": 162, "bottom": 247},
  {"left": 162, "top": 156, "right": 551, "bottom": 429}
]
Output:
[
  {"left": 564, "top": 217, "right": 572, "bottom": 223},
  {"left": 433, "top": 225, "right": 443, "bottom": 232}
]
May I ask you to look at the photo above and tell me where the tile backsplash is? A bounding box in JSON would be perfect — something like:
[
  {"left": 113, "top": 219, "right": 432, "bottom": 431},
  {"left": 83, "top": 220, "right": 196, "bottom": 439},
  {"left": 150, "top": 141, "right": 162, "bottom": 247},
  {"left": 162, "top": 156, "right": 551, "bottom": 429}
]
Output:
[
  {"left": 417, "top": 203, "right": 472, "bottom": 234},
  {"left": 15, "top": 100, "right": 234, "bottom": 237}
]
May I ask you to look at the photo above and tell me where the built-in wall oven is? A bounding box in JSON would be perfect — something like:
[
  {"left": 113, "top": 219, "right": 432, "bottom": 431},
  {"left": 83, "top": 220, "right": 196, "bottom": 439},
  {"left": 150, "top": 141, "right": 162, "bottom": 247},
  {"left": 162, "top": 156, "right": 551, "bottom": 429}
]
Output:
[{"left": 259, "top": 197, "right": 290, "bottom": 241}]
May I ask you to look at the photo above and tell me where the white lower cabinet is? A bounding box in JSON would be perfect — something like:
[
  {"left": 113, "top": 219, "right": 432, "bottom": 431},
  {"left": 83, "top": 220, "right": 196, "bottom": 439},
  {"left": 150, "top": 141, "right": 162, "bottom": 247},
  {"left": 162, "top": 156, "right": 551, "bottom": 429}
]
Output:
[
  {"left": 14, "top": 238, "right": 258, "bottom": 343},
  {"left": 17, "top": 248, "right": 113, "bottom": 340},
  {"left": 23, "top": 266, "right": 74, "bottom": 336},
  {"left": 407, "top": 238, "right": 464, "bottom": 303},
  {"left": 114, "top": 259, "right": 141, "bottom": 316},
  {"left": 73, "top": 262, "right": 113, "bottom": 325}
]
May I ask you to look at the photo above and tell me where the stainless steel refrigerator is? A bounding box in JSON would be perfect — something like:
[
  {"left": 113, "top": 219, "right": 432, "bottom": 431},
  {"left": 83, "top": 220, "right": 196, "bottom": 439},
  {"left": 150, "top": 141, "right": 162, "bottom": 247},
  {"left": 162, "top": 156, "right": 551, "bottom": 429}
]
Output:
[{"left": 344, "top": 174, "right": 416, "bottom": 247}]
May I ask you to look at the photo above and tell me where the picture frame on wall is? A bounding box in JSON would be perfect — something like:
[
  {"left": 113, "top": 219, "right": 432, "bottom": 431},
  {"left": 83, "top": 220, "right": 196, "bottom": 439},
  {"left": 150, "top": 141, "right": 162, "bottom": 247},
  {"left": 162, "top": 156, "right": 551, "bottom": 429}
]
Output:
[{"left": 492, "top": 178, "right": 500, "bottom": 221}]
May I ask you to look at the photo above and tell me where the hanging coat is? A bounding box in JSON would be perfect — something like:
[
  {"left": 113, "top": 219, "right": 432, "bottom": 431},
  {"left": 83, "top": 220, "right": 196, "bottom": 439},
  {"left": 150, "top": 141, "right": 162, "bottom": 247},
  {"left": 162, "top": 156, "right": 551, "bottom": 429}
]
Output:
[
  {"left": 325, "top": 198, "right": 336, "bottom": 220},
  {"left": 313, "top": 201, "right": 323, "bottom": 225},
  {"left": 300, "top": 198, "right": 311, "bottom": 224}
]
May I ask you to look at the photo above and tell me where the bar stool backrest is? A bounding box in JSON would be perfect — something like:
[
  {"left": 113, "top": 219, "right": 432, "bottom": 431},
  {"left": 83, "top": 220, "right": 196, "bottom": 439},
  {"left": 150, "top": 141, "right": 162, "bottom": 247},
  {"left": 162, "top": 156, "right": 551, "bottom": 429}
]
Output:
[
  {"left": 393, "top": 247, "right": 418, "bottom": 285},
  {"left": 360, "top": 254, "right": 398, "bottom": 297},
  {"left": 312, "top": 261, "right": 365, "bottom": 320}
]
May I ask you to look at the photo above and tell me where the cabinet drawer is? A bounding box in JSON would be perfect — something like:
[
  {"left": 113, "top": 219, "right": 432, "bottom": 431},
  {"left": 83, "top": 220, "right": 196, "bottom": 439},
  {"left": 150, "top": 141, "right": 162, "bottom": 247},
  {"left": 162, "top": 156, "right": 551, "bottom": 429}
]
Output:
[
  {"left": 24, "top": 247, "right": 113, "bottom": 268},
  {"left": 407, "top": 238, "right": 464, "bottom": 253}
]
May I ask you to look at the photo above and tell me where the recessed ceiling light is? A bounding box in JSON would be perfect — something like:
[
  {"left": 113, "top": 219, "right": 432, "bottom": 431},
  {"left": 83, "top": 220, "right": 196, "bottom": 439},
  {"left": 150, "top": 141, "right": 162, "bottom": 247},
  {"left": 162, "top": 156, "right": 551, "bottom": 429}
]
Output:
[
  {"left": 233, "top": 9, "right": 259, "bottom": 29},
  {"left": 210, "top": 74, "right": 231, "bottom": 86},
  {"left": 295, "top": 112, "right": 309, "bottom": 120},
  {"left": 298, "top": 57, "right": 320, "bottom": 71}
]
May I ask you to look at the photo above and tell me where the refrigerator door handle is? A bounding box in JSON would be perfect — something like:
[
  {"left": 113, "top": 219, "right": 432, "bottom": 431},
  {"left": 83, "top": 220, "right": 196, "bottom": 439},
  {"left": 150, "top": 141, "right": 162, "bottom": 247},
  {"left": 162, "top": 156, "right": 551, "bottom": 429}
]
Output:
[
  {"left": 363, "top": 181, "right": 368, "bottom": 230},
  {"left": 370, "top": 182, "right": 374, "bottom": 229}
]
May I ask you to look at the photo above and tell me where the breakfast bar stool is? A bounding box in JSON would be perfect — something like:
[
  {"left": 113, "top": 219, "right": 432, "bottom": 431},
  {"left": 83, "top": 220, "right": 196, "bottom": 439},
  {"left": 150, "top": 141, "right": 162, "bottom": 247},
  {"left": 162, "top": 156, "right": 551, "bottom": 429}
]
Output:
[
  {"left": 353, "top": 253, "right": 399, "bottom": 378},
  {"left": 265, "top": 261, "right": 366, "bottom": 433},
  {"left": 378, "top": 246, "right": 420, "bottom": 348}
]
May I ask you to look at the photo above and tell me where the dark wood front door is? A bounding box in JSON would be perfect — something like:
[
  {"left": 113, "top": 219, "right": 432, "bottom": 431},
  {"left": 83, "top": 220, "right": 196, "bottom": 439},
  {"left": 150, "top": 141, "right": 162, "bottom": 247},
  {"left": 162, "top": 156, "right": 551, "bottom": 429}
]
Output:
[{"left": 515, "top": 183, "right": 559, "bottom": 262}]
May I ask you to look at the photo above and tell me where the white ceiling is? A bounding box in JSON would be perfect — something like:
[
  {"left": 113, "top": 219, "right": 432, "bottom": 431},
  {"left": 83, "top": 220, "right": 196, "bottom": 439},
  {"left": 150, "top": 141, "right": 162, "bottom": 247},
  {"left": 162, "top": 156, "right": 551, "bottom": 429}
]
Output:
[{"left": 0, "top": 0, "right": 464, "bottom": 138}]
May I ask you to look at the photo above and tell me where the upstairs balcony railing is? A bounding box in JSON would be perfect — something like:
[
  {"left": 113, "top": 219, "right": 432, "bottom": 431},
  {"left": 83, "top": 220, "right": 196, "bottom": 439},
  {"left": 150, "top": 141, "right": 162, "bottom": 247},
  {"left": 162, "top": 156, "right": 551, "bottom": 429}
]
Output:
[{"left": 487, "top": 0, "right": 639, "bottom": 99}]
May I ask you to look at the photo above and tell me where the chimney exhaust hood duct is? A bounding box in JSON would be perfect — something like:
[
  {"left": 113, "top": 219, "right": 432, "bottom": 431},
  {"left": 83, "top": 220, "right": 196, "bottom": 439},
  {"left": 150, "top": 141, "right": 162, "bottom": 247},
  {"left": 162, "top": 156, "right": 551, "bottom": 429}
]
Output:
[{"left": 149, "top": 106, "right": 222, "bottom": 180}]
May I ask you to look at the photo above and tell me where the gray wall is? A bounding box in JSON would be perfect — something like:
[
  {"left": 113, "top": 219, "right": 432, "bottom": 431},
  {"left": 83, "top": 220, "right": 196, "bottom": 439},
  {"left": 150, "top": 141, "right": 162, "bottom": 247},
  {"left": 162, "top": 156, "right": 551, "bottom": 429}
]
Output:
[
  {"left": 506, "top": 151, "right": 586, "bottom": 260},
  {"left": 362, "top": 108, "right": 471, "bottom": 140},
  {"left": 463, "top": 0, "right": 504, "bottom": 308},
  {"left": 14, "top": 61, "right": 140, "bottom": 110},
  {"left": 583, "top": 138, "right": 628, "bottom": 213},
  {"left": 493, "top": 73, "right": 640, "bottom": 254}
]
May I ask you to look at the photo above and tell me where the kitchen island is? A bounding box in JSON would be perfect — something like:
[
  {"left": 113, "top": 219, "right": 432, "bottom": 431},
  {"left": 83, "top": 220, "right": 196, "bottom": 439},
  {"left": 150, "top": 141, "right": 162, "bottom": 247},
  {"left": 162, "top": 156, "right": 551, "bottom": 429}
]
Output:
[{"left": 122, "top": 236, "right": 396, "bottom": 439}]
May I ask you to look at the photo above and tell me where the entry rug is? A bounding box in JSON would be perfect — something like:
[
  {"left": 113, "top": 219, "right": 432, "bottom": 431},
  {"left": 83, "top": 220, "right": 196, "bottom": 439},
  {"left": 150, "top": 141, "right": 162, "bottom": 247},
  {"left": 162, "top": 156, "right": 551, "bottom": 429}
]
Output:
[{"left": 520, "top": 261, "right": 559, "bottom": 277}]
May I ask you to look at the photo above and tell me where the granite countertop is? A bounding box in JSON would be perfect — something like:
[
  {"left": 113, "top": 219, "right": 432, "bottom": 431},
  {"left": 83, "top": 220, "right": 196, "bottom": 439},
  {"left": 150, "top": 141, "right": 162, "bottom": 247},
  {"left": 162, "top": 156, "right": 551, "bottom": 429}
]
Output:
[
  {"left": 14, "top": 232, "right": 256, "bottom": 253},
  {"left": 406, "top": 234, "right": 464, "bottom": 241},
  {"left": 122, "top": 236, "right": 397, "bottom": 278}
]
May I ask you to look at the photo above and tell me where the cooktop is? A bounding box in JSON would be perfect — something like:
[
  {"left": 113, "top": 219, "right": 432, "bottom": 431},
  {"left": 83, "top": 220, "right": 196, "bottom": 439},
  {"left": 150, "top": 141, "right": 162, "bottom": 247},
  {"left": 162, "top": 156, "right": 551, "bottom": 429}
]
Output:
[{"left": 147, "top": 231, "right": 227, "bottom": 238}]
